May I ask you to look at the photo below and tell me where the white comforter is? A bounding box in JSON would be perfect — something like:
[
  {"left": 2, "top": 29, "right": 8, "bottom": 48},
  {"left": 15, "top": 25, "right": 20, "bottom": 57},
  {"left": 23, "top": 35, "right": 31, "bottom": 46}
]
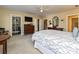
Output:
[{"left": 32, "top": 30, "right": 79, "bottom": 54}]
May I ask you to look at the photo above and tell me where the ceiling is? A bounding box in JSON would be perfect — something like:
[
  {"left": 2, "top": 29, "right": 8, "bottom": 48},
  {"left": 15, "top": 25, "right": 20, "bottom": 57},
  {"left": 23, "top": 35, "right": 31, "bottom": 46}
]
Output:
[{"left": 0, "top": 5, "right": 79, "bottom": 17}]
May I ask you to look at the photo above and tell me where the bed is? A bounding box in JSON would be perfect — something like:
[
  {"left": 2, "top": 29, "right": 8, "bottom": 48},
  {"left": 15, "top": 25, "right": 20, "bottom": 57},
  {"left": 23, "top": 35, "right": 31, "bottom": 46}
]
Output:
[{"left": 32, "top": 30, "right": 79, "bottom": 54}]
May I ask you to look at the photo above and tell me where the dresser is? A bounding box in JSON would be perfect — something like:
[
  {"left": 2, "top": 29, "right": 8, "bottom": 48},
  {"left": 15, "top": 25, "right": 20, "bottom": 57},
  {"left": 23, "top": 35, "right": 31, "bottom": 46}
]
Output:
[
  {"left": 48, "top": 27, "right": 63, "bottom": 31},
  {"left": 24, "top": 24, "right": 34, "bottom": 34}
]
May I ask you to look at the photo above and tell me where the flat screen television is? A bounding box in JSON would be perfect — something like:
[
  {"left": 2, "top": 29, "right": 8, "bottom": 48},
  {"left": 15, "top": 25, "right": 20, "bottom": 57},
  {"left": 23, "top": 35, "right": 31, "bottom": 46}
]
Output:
[{"left": 25, "top": 16, "right": 32, "bottom": 22}]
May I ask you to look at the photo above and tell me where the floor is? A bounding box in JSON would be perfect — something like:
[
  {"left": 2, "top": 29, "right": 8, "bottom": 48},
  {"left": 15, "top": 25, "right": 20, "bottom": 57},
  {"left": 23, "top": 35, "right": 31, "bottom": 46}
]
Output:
[{"left": 0, "top": 34, "right": 41, "bottom": 54}]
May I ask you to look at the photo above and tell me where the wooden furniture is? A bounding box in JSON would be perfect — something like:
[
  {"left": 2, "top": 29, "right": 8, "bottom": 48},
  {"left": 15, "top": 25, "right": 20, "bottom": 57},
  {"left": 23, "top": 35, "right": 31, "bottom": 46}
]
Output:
[
  {"left": 0, "top": 28, "right": 9, "bottom": 35},
  {"left": 0, "top": 28, "right": 5, "bottom": 35},
  {"left": 24, "top": 24, "right": 34, "bottom": 34},
  {"left": 48, "top": 27, "right": 63, "bottom": 31},
  {"left": 0, "top": 35, "right": 10, "bottom": 54}
]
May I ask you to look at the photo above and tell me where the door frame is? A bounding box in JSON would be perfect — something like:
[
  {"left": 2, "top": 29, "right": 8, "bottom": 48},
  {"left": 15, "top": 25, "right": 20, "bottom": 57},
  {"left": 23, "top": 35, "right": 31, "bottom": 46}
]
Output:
[
  {"left": 9, "top": 14, "right": 23, "bottom": 36},
  {"left": 66, "top": 14, "right": 79, "bottom": 32},
  {"left": 37, "top": 19, "right": 39, "bottom": 31},
  {"left": 44, "top": 19, "right": 47, "bottom": 30},
  {"left": 68, "top": 15, "right": 78, "bottom": 32}
]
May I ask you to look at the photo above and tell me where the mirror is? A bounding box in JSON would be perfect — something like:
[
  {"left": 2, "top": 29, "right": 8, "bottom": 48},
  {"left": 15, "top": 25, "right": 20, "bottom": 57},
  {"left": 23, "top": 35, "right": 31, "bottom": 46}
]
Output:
[{"left": 52, "top": 16, "right": 59, "bottom": 27}]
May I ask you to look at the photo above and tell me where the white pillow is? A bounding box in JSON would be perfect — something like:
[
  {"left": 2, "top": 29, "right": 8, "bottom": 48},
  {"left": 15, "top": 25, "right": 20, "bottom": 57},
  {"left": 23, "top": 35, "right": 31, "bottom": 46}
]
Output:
[
  {"left": 72, "top": 27, "right": 78, "bottom": 40},
  {"left": 76, "top": 37, "right": 79, "bottom": 42},
  {"left": 76, "top": 31, "right": 79, "bottom": 41}
]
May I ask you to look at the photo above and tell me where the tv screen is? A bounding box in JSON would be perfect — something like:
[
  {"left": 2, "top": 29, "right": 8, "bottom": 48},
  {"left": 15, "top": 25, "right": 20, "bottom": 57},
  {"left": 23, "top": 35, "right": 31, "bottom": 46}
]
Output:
[{"left": 25, "top": 16, "right": 32, "bottom": 22}]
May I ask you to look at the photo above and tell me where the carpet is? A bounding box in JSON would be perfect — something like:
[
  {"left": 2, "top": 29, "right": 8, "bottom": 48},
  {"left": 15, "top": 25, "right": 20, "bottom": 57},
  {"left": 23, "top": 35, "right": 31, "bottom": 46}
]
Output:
[{"left": 0, "top": 34, "right": 41, "bottom": 54}]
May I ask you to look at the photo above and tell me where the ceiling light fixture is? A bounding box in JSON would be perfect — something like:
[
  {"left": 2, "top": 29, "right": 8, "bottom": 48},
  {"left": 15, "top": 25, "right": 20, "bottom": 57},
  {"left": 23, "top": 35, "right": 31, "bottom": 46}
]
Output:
[
  {"left": 40, "top": 5, "right": 43, "bottom": 13},
  {"left": 40, "top": 9, "right": 43, "bottom": 12}
]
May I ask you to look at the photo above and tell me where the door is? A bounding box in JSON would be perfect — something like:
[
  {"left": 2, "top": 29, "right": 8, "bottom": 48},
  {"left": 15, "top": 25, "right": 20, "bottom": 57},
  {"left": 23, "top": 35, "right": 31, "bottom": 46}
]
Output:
[
  {"left": 12, "top": 16, "right": 21, "bottom": 35},
  {"left": 68, "top": 15, "right": 78, "bottom": 32},
  {"left": 44, "top": 19, "right": 47, "bottom": 30},
  {"left": 37, "top": 19, "right": 39, "bottom": 31},
  {"left": 72, "top": 18, "right": 78, "bottom": 30}
]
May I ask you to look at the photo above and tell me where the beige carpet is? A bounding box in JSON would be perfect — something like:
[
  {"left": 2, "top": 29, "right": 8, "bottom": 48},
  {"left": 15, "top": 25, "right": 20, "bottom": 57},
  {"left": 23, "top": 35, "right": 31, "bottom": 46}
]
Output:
[{"left": 0, "top": 34, "right": 41, "bottom": 54}]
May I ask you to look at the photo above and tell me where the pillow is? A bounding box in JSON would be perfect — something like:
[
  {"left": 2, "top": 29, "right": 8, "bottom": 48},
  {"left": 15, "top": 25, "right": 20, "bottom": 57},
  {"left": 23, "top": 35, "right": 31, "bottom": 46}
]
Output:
[
  {"left": 72, "top": 27, "right": 78, "bottom": 40},
  {"left": 76, "top": 37, "right": 79, "bottom": 42},
  {"left": 76, "top": 30, "right": 79, "bottom": 41}
]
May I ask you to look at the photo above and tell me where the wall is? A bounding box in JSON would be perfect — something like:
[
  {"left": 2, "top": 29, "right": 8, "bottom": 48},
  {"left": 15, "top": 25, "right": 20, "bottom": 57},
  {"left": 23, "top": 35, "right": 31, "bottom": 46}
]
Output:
[
  {"left": 0, "top": 7, "right": 44, "bottom": 36},
  {"left": 45, "top": 8, "right": 79, "bottom": 31},
  {"left": 0, "top": 9, "right": 1, "bottom": 27},
  {"left": 1, "top": 6, "right": 79, "bottom": 35},
  {"left": 0, "top": 9, "right": 3, "bottom": 27}
]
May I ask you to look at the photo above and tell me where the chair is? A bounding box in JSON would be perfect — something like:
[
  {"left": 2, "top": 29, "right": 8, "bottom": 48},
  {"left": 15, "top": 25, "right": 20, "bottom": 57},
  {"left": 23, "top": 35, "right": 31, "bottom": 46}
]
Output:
[
  {"left": 0, "top": 28, "right": 9, "bottom": 35},
  {"left": 0, "top": 28, "right": 5, "bottom": 35}
]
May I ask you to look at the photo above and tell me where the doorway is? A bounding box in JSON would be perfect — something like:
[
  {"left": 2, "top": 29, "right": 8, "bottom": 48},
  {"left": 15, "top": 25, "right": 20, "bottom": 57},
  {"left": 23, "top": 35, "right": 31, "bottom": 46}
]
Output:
[
  {"left": 37, "top": 19, "right": 40, "bottom": 31},
  {"left": 12, "top": 16, "right": 21, "bottom": 35},
  {"left": 44, "top": 19, "right": 47, "bottom": 30},
  {"left": 68, "top": 15, "right": 78, "bottom": 32}
]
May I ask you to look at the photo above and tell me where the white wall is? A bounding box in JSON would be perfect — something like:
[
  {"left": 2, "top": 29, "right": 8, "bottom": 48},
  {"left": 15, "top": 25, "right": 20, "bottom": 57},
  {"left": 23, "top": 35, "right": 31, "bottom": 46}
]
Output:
[
  {"left": 0, "top": 7, "right": 44, "bottom": 36},
  {"left": 0, "top": 9, "right": 1, "bottom": 27},
  {"left": 1, "top": 7, "right": 79, "bottom": 34},
  {"left": 0, "top": 9, "right": 3, "bottom": 27},
  {"left": 45, "top": 8, "right": 79, "bottom": 31}
]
